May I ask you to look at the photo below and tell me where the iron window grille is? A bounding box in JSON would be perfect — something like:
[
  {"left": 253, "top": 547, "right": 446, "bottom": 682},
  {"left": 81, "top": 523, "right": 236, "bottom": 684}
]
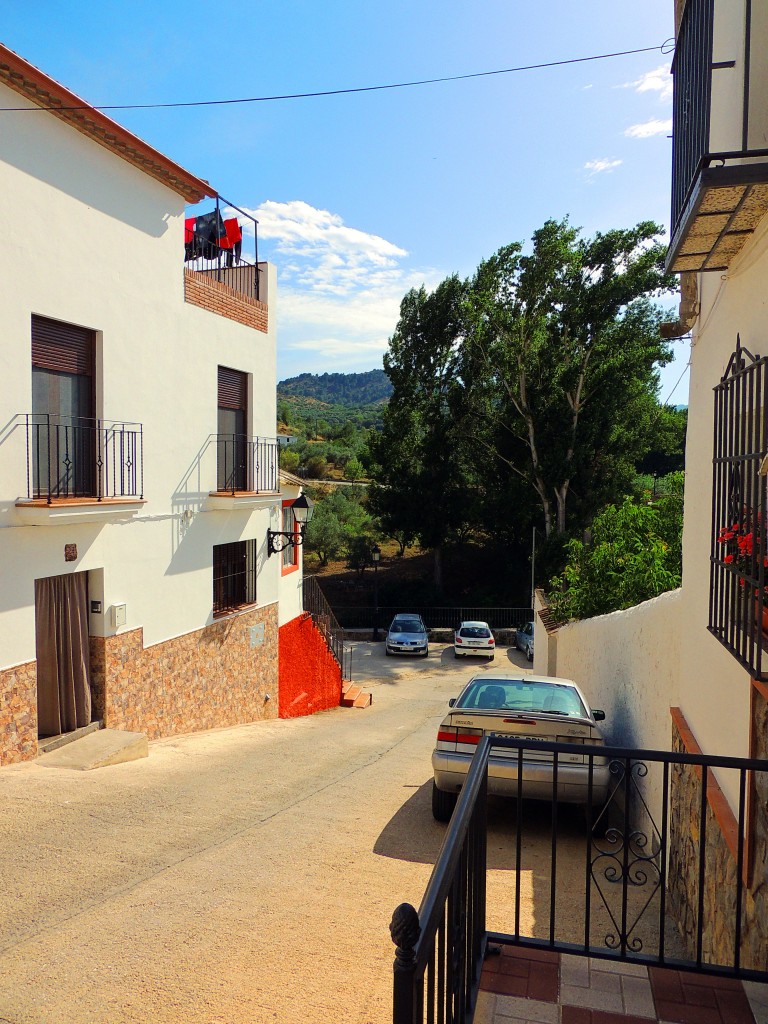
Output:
[
  {"left": 710, "top": 336, "right": 768, "bottom": 678},
  {"left": 213, "top": 539, "right": 257, "bottom": 617},
  {"left": 281, "top": 505, "right": 297, "bottom": 568}
]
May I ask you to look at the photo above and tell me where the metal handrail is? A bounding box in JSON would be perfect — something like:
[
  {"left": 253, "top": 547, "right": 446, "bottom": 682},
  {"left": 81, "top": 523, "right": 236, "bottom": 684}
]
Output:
[
  {"left": 303, "top": 575, "right": 352, "bottom": 681},
  {"left": 214, "top": 434, "right": 279, "bottom": 495}
]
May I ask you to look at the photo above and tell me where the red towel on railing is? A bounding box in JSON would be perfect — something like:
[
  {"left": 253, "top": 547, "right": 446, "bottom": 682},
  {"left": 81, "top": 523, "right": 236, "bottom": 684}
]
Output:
[{"left": 218, "top": 218, "right": 243, "bottom": 250}]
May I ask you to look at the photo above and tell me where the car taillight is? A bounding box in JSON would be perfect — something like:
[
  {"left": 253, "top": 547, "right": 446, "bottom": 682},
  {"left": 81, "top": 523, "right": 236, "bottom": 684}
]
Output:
[
  {"left": 437, "top": 727, "right": 458, "bottom": 743},
  {"left": 489, "top": 638, "right": 495, "bottom": 645},
  {"left": 455, "top": 636, "right": 462, "bottom": 644},
  {"left": 456, "top": 728, "right": 483, "bottom": 745}
]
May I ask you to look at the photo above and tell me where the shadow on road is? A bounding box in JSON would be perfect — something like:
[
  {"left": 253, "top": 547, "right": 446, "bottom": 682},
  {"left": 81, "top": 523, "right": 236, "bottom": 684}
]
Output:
[{"left": 373, "top": 780, "right": 586, "bottom": 873}]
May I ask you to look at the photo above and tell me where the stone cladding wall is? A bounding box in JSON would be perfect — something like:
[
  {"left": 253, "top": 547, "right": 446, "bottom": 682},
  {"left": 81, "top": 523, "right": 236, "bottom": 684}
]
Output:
[
  {"left": 90, "top": 604, "right": 279, "bottom": 739},
  {"left": 0, "top": 660, "right": 38, "bottom": 764},
  {"left": 668, "top": 708, "right": 768, "bottom": 971},
  {"left": 183, "top": 268, "right": 268, "bottom": 332},
  {"left": 278, "top": 612, "right": 342, "bottom": 718}
]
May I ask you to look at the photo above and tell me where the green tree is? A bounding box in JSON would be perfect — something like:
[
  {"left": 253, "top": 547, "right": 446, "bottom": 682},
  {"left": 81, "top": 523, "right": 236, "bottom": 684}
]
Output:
[
  {"left": 370, "top": 275, "right": 481, "bottom": 590},
  {"left": 344, "top": 457, "right": 364, "bottom": 481},
  {"left": 304, "top": 455, "right": 328, "bottom": 479},
  {"left": 279, "top": 448, "right": 300, "bottom": 473},
  {"left": 304, "top": 498, "right": 344, "bottom": 567},
  {"left": 462, "top": 218, "right": 675, "bottom": 538},
  {"left": 547, "top": 473, "right": 684, "bottom": 621}
]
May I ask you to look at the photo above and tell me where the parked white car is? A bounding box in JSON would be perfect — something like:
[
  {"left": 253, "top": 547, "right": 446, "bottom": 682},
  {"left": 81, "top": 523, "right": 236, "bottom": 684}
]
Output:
[{"left": 453, "top": 621, "right": 495, "bottom": 660}]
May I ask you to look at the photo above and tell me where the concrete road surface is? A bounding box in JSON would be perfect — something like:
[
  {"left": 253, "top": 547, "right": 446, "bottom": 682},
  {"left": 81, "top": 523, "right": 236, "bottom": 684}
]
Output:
[{"left": 0, "top": 643, "right": 560, "bottom": 1024}]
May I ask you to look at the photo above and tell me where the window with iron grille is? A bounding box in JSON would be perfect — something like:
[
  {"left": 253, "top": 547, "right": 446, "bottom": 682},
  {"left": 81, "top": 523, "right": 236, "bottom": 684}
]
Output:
[
  {"left": 213, "top": 540, "right": 257, "bottom": 617},
  {"left": 710, "top": 337, "right": 768, "bottom": 679},
  {"left": 281, "top": 503, "right": 297, "bottom": 570}
]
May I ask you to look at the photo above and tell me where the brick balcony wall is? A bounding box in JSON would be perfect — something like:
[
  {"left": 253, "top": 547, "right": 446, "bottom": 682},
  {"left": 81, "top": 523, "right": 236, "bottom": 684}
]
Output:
[
  {"left": 183, "top": 268, "right": 268, "bottom": 332},
  {"left": 278, "top": 613, "right": 342, "bottom": 718}
]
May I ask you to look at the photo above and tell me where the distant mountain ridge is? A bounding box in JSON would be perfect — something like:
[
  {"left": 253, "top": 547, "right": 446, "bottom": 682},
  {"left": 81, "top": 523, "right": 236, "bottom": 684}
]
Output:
[{"left": 277, "top": 369, "right": 392, "bottom": 407}]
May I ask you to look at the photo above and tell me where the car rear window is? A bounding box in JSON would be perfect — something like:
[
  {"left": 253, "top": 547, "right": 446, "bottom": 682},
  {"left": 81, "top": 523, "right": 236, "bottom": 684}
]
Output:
[
  {"left": 456, "top": 679, "right": 587, "bottom": 717},
  {"left": 459, "top": 627, "right": 491, "bottom": 638},
  {"left": 391, "top": 618, "right": 424, "bottom": 632}
]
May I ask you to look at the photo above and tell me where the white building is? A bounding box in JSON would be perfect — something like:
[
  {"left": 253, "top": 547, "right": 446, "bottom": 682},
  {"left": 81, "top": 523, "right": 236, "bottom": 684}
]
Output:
[{"left": 0, "top": 45, "right": 330, "bottom": 766}]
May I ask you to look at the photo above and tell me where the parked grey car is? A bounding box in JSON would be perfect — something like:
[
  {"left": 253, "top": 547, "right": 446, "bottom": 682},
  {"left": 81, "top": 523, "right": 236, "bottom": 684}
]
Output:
[
  {"left": 431, "top": 673, "right": 608, "bottom": 821},
  {"left": 514, "top": 621, "right": 534, "bottom": 661},
  {"left": 385, "top": 613, "right": 429, "bottom": 657}
]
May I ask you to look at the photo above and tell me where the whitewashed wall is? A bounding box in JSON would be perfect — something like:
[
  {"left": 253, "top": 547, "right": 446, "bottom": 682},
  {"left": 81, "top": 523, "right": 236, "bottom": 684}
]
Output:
[{"left": 0, "top": 80, "right": 285, "bottom": 671}]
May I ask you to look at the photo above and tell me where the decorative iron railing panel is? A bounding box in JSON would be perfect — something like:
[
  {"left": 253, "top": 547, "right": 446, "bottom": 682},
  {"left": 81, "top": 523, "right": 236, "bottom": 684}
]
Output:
[
  {"left": 215, "top": 434, "right": 279, "bottom": 494},
  {"left": 25, "top": 413, "right": 143, "bottom": 502},
  {"left": 671, "top": 0, "right": 713, "bottom": 236},
  {"left": 710, "top": 336, "right": 768, "bottom": 679},
  {"left": 391, "top": 737, "right": 768, "bottom": 1021},
  {"left": 303, "top": 575, "right": 352, "bottom": 681},
  {"left": 334, "top": 606, "right": 534, "bottom": 632}
]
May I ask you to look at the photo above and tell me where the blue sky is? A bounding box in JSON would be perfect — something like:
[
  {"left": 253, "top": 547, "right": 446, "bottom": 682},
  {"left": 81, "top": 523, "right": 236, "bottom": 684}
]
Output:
[{"left": 3, "top": 1, "right": 688, "bottom": 401}]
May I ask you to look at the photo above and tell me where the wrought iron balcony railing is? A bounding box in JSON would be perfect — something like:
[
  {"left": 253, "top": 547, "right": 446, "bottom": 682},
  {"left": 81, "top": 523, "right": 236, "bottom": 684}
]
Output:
[
  {"left": 24, "top": 413, "right": 143, "bottom": 503},
  {"left": 214, "top": 434, "right": 279, "bottom": 495}
]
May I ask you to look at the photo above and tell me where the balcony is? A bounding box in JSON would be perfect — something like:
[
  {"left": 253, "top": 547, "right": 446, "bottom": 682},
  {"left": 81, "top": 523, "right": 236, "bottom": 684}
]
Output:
[
  {"left": 667, "top": 0, "right": 768, "bottom": 273},
  {"left": 205, "top": 434, "right": 280, "bottom": 510},
  {"left": 14, "top": 413, "right": 144, "bottom": 524},
  {"left": 184, "top": 197, "right": 269, "bottom": 330}
]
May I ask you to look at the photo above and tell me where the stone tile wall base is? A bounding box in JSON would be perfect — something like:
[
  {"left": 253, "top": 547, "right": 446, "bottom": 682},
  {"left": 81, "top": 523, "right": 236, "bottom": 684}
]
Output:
[
  {"left": 91, "top": 604, "right": 279, "bottom": 740},
  {"left": 668, "top": 715, "right": 768, "bottom": 972},
  {"left": 0, "top": 660, "right": 38, "bottom": 764},
  {"left": 278, "top": 613, "right": 342, "bottom": 718}
]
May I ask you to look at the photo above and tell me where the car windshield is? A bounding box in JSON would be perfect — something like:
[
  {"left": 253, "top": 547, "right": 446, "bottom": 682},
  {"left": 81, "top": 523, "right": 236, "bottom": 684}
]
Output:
[
  {"left": 455, "top": 679, "right": 587, "bottom": 717},
  {"left": 391, "top": 618, "right": 424, "bottom": 633},
  {"left": 459, "top": 627, "right": 491, "bottom": 639}
]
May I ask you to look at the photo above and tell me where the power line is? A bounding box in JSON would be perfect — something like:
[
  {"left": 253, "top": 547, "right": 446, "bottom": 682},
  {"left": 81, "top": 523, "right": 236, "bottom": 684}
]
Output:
[{"left": 0, "top": 43, "right": 669, "bottom": 112}]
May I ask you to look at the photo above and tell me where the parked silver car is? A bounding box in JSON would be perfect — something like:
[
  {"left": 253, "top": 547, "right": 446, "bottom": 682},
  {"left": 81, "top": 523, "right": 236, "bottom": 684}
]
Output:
[
  {"left": 385, "top": 613, "right": 429, "bottom": 657},
  {"left": 514, "top": 621, "right": 534, "bottom": 662},
  {"left": 431, "top": 672, "right": 608, "bottom": 821}
]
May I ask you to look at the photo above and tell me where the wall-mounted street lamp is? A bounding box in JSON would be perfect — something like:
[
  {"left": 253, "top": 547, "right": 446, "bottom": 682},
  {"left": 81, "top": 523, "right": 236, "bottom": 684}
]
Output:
[
  {"left": 371, "top": 543, "right": 381, "bottom": 641},
  {"left": 266, "top": 493, "right": 314, "bottom": 557}
]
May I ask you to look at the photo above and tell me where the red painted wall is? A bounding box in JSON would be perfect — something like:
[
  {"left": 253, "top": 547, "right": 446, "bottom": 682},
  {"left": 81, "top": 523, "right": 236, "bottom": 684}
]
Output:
[{"left": 278, "top": 613, "right": 342, "bottom": 718}]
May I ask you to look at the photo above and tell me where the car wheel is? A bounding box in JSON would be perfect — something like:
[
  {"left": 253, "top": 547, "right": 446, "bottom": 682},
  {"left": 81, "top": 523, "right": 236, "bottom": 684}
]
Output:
[
  {"left": 514, "top": 637, "right": 519, "bottom": 650},
  {"left": 422, "top": 648, "right": 429, "bottom": 658},
  {"left": 432, "top": 780, "right": 458, "bottom": 823},
  {"left": 488, "top": 654, "right": 494, "bottom": 661},
  {"left": 453, "top": 649, "right": 460, "bottom": 658},
  {"left": 527, "top": 648, "right": 533, "bottom": 662},
  {"left": 385, "top": 647, "right": 391, "bottom": 657}
]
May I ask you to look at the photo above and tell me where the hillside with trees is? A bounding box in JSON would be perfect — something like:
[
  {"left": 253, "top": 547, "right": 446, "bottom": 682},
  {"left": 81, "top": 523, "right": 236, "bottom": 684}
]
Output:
[{"left": 278, "top": 369, "right": 392, "bottom": 406}]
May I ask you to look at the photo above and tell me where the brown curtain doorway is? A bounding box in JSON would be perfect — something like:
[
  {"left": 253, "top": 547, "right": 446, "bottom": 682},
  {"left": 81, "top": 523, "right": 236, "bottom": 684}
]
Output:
[{"left": 35, "top": 572, "right": 92, "bottom": 738}]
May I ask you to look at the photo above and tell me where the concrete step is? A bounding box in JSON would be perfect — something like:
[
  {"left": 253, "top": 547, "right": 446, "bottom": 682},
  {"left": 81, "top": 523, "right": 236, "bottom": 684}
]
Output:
[
  {"left": 341, "top": 684, "right": 372, "bottom": 709},
  {"left": 37, "top": 729, "right": 148, "bottom": 770}
]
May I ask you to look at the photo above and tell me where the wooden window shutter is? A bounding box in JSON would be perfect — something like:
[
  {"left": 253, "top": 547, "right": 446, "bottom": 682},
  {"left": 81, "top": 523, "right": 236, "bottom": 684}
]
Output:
[
  {"left": 218, "top": 366, "right": 247, "bottom": 410},
  {"left": 31, "top": 315, "right": 94, "bottom": 376}
]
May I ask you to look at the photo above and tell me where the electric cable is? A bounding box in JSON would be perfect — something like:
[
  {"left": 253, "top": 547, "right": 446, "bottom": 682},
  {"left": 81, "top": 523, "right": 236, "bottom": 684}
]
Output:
[{"left": 0, "top": 43, "right": 670, "bottom": 112}]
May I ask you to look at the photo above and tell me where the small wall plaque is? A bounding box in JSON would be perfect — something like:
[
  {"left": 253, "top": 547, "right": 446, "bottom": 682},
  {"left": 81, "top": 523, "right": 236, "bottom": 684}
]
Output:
[
  {"left": 249, "top": 623, "right": 265, "bottom": 647},
  {"left": 90, "top": 600, "right": 102, "bottom": 614},
  {"left": 64, "top": 544, "right": 77, "bottom": 562}
]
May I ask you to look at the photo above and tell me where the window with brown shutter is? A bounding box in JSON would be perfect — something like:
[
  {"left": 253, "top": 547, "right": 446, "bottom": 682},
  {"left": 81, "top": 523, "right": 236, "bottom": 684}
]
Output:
[
  {"left": 32, "top": 315, "right": 94, "bottom": 377},
  {"left": 217, "top": 366, "right": 248, "bottom": 491}
]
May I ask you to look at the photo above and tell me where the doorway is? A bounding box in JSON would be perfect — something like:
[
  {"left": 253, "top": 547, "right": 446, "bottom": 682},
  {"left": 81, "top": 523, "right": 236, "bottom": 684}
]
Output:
[{"left": 35, "top": 572, "right": 93, "bottom": 738}]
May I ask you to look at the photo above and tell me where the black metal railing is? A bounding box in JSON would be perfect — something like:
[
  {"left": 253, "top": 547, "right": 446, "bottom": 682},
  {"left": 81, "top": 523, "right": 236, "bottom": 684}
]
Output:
[
  {"left": 391, "top": 736, "right": 768, "bottom": 1022},
  {"left": 710, "top": 336, "right": 768, "bottom": 680},
  {"left": 671, "top": 0, "right": 713, "bottom": 236},
  {"left": 391, "top": 746, "right": 488, "bottom": 1024},
  {"left": 303, "top": 576, "right": 352, "bottom": 681},
  {"left": 185, "top": 195, "right": 261, "bottom": 301},
  {"left": 215, "top": 434, "right": 279, "bottom": 495},
  {"left": 25, "top": 413, "right": 143, "bottom": 502},
  {"left": 335, "top": 607, "right": 533, "bottom": 632}
]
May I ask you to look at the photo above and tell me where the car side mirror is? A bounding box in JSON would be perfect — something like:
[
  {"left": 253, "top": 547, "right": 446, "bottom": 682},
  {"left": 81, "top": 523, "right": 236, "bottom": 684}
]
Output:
[
  {"left": 592, "top": 709, "right": 605, "bottom": 722},
  {"left": 448, "top": 698, "right": 456, "bottom": 708}
]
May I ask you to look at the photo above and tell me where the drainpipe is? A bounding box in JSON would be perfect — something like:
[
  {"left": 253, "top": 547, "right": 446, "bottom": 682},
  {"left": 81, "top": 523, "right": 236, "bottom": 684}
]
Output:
[{"left": 660, "top": 272, "right": 699, "bottom": 339}]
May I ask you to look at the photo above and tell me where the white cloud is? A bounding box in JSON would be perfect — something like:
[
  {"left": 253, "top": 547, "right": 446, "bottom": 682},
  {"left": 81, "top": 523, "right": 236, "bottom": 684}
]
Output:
[
  {"left": 235, "top": 199, "right": 441, "bottom": 375},
  {"left": 584, "top": 158, "right": 622, "bottom": 176},
  {"left": 625, "top": 118, "right": 673, "bottom": 139},
  {"left": 621, "top": 63, "right": 673, "bottom": 103}
]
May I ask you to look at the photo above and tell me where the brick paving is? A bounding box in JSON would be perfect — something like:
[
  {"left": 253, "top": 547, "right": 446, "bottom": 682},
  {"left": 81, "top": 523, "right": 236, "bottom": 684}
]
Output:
[{"left": 475, "top": 946, "right": 768, "bottom": 1024}]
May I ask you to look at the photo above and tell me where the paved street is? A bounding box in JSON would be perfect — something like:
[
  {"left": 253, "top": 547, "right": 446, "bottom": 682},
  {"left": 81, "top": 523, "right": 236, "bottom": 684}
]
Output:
[{"left": 0, "top": 643, "right": 533, "bottom": 1024}]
